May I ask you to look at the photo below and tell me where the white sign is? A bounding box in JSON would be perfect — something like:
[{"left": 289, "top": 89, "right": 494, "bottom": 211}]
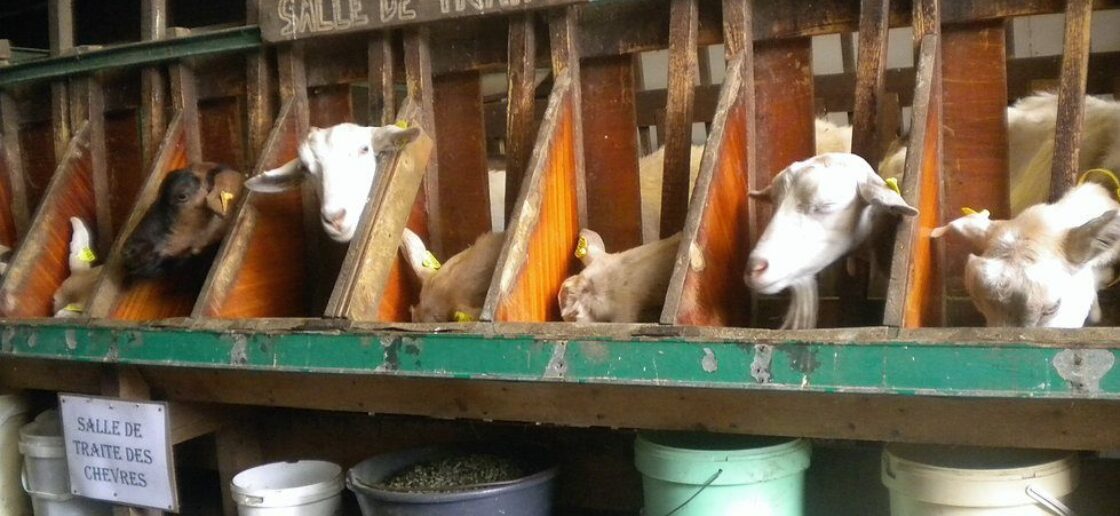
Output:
[{"left": 58, "top": 394, "right": 178, "bottom": 512}]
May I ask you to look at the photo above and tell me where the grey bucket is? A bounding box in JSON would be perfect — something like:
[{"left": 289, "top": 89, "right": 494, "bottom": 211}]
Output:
[{"left": 346, "top": 444, "right": 557, "bottom": 516}]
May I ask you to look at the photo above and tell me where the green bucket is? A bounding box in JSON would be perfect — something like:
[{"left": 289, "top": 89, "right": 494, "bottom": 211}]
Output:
[{"left": 634, "top": 432, "right": 811, "bottom": 516}]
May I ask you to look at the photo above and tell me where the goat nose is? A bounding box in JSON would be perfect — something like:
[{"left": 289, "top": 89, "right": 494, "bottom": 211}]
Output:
[
  {"left": 748, "top": 257, "right": 769, "bottom": 277},
  {"left": 321, "top": 209, "right": 346, "bottom": 230}
]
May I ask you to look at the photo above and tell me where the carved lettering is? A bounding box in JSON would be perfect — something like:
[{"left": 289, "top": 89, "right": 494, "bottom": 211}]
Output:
[
  {"left": 268, "top": 0, "right": 547, "bottom": 41},
  {"left": 350, "top": 0, "right": 369, "bottom": 25},
  {"left": 278, "top": 0, "right": 297, "bottom": 37}
]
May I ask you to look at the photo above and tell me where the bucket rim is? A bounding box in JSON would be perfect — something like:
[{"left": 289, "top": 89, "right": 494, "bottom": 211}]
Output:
[
  {"left": 883, "top": 445, "right": 1079, "bottom": 479},
  {"left": 231, "top": 460, "right": 344, "bottom": 508},
  {"left": 634, "top": 434, "right": 811, "bottom": 486},
  {"left": 635, "top": 433, "right": 808, "bottom": 458},
  {"left": 346, "top": 444, "right": 559, "bottom": 504}
]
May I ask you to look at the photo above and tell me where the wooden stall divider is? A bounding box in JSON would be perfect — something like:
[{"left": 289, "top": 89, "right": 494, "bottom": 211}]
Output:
[
  {"left": 1048, "top": 0, "right": 1093, "bottom": 199},
  {"left": 193, "top": 100, "right": 309, "bottom": 318},
  {"left": 659, "top": 0, "right": 699, "bottom": 239},
  {"left": 48, "top": 0, "right": 74, "bottom": 163},
  {"left": 432, "top": 70, "right": 492, "bottom": 256},
  {"left": 940, "top": 20, "right": 1010, "bottom": 326},
  {"left": 506, "top": 13, "right": 540, "bottom": 223},
  {"left": 404, "top": 27, "right": 441, "bottom": 255},
  {"left": 882, "top": 0, "right": 943, "bottom": 328},
  {"left": 140, "top": 0, "right": 169, "bottom": 171},
  {"left": 840, "top": 0, "right": 892, "bottom": 326},
  {"left": 0, "top": 123, "right": 96, "bottom": 317},
  {"left": 368, "top": 31, "right": 397, "bottom": 127},
  {"left": 482, "top": 7, "right": 585, "bottom": 322},
  {"left": 661, "top": 0, "right": 755, "bottom": 327},
  {"left": 324, "top": 102, "right": 434, "bottom": 321}
]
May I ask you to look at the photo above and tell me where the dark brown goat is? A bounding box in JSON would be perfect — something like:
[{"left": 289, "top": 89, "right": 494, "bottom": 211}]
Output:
[{"left": 122, "top": 162, "right": 244, "bottom": 281}]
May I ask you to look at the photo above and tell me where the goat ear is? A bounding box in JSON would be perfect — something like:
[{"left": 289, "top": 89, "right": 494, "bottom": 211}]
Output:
[
  {"left": 245, "top": 159, "right": 304, "bottom": 193},
  {"left": 205, "top": 168, "right": 246, "bottom": 217},
  {"left": 371, "top": 125, "right": 421, "bottom": 152},
  {"left": 857, "top": 179, "right": 918, "bottom": 217},
  {"left": 68, "top": 217, "right": 95, "bottom": 272},
  {"left": 399, "top": 228, "right": 437, "bottom": 283},
  {"left": 575, "top": 229, "right": 606, "bottom": 266},
  {"left": 931, "top": 211, "right": 996, "bottom": 253},
  {"left": 1065, "top": 209, "right": 1120, "bottom": 265},
  {"left": 748, "top": 184, "right": 773, "bottom": 203}
]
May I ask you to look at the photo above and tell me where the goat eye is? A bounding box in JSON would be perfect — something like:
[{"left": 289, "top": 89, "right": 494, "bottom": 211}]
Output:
[
  {"left": 812, "top": 203, "right": 836, "bottom": 214},
  {"left": 176, "top": 193, "right": 190, "bottom": 203},
  {"left": 359, "top": 145, "right": 370, "bottom": 154},
  {"left": 1042, "top": 302, "right": 1061, "bottom": 317}
]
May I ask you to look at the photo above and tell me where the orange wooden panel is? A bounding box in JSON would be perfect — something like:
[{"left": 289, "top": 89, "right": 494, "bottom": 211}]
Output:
[
  {"left": 494, "top": 93, "right": 579, "bottom": 322},
  {"left": 666, "top": 56, "right": 751, "bottom": 327},
  {"left": 0, "top": 125, "right": 97, "bottom": 317},
  {"left": 108, "top": 125, "right": 193, "bottom": 321},
  {"left": 198, "top": 102, "right": 311, "bottom": 318},
  {"left": 104, "top": 110, "right": 145, "bottom": 239},
  {"left": 200, "top": 97, "right": 248, "bottom": 171},
  {"left": 432, "top": 71, "right": 491, "bottom": 257},
  {"left": 0, "top": 138, "right": 18, "bottom": 247},
  {"left": 580, "top": 55, "right": 642, "bottom": 251},
  {"left": 377, "top": 175, "right": 430, "bottom": 322},
  {"left": 751, "top": 38, "right": 815, "bottom": 240},
  {"left": 942, "top": 22, "right": 1008, "bottom": 310}
]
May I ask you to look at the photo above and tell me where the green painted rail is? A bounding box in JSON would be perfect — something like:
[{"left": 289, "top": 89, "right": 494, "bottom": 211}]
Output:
[
  {"left": 1, "top": 322, "right": 1117, "bottom": 400},
  {"left": 0, "top": 27, "right": 262, "bottom": 89}
]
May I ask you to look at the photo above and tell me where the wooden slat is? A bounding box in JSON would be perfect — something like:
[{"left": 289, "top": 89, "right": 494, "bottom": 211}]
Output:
[
  {"left": 884, "top": 35, "right": 942, "bottom": 328},
  {"left": 663, "top": 55, "right": 751, "bottom": 326},
  {"left": 104, "top": 111, "right": 146, "bottom": 238},
  {"left": 325, "top": 102, "right": 434, "bottom": 321},
  {"left": 404, "top": 27, "right": 441, "bottom": 256},
  {"left": 1048, "top": 0, "right": 1093, "bottom": 200},
  {"left": 0, "top": 123, "right": 95, "bottom": 317},
  {"left": 194, "top": 101, "right": 310, "bottom": 318},
  {"left": 432, "top": 71, "right": 491, "bottom": 256},
  {"left": 85, "top": 116, "right": 192, "bottom": 320},
  {"left": 483, "top": 80, "right": 577, "bottom": 322},
  {"left": 941, "top": 22, "right": 1009, "bottom": 324},
  {"left": 550, "top": 6, "right": 587, "bottom": 229},
  {"left": 367, "top": 31, "right": 396, "bottom": 126},
  {"left": 48, "top": 0, "right": 73, "bottom": 163},
  {"left": 0, "top": 92, "right": 30, "bottom": 243},
  {"left": 505, "top": 14, "right": 539, "bottom": 222},
  {"left": 246, "top": 0, "right": 275, "bottom": 166},
  {"left": 659, "top": 0, "right": 699, "bottom": 238},
  {"left": 140, "top": 0, "right": 168, "bottom": 171},
  {"left": 17, "top": 119, "right": 57, "bottom": 214},
  {"left": 580, "top": 55, "right": 642, "bottom": 250}
]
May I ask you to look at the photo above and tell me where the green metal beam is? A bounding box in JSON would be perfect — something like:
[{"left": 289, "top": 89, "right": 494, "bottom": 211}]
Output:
[
  {"left": 1, "top": 322, "right": 1117, "bottom": 400},
  {"left": 0, "top": 27, "right": 262, "bottom": 89}
]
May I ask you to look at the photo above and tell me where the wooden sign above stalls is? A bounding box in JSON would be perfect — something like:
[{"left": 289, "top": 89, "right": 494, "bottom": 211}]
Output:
[{"left": 261, "top": 0, "right": 586, "bottom": 42}]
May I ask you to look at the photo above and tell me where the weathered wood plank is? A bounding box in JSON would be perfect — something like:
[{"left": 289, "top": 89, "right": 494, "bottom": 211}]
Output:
[
  {"left": 367, "top": 31, "right": 395, "bottom": 126},
  {"left": 1048, "top": 0, "right": 1093, "bottom": 200},
  {"left": 404, "top": 27, "right": 441, "bottom": 255},
  {"left": 0, "top": 92, "right": 30, "bottom": 243},
  {"left": 941, "top": 22, "right": 1009, "bottom": 325},
  {"left": 505, "top": 13, "right": 539, "bottom": 223},
  {"left": 140, "top": 0, "right": 168, "bottom": 171},
  {"left": 659, "top": 0, "right": 699, "bottom": 239},
  {"left": 432, "top": 71, "right": 491, "bottom": 256},
  {"left": 580, "top": 55, "right": 642, "bottom": 250},
  {"left": 246, "top": 0, "right": 276, "bottom": 165}
]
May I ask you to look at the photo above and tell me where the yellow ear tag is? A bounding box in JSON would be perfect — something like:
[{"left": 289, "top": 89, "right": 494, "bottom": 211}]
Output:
[
  {"left": 1077, "top": 168, "right": 1120, "bottom": 200},
  {"left": 453, "top": 311, "right": 473, "bottom": 322},
  {"left": 960, "top": 207, "right": 990, "bottom": 217},
  {"left": 421, "top": 251, "right": 441, "bottom": 271},
  {"left": 884, "top": 177, "right": 901, "bottom": 196},
  {"left": 220, "top": 191, "right": 235, "bottom": 214},
  {"left": 394, "top": 120, "right": 409, "bottom": 129},
  {"left": 78, "top": 248, "right": 96, "bottom": 263},
  {"left": 63, "top": 303, "right": 83, "bottom": 313},
  {"left": 574, "top": 236, "right": 588, "bottom": 259}
]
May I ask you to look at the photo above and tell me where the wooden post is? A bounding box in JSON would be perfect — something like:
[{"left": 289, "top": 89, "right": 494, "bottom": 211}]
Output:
[
  {"left": 169, "top": 28, "right": 202, "bottom": 163},
  {"left": 659, "top": 0, "right": 699, "bottom": 238},
  {"left": 506, "top": 13, "right": 538, "bottom": 222},
  {"left": 404, "top": 27, "right": 442, "bottom": 255},
  {"left": 1049, "top": 0, "right": 1092, "bottom": 200},
  {"left": 550, "top": 5, "right": 587, "bottom": 229},
  {"left": 216, "top": 422, "right": 262, "bottom": 516},
  {"left": 246, "top": 0, "right": 274, "bottom": 164},
  {"left": 48, "top": 0, "right": 74, "bottom": 162},
  {"left": 0, "top": 87, "right": 30, "bottom": 241},
  {"left": 368, "top": 31, "right": 397, "bottom": 126},
  {"left": 140, "top": 0, "right": 168, "bottom": 170},
  {"left": 633, "top": 56, "right": 654, "bottom": 155}
]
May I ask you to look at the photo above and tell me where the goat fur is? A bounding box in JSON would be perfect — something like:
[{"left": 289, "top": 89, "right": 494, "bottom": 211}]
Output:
[{"left": 400, "top": 229, "right": 505, "bottom": 322}]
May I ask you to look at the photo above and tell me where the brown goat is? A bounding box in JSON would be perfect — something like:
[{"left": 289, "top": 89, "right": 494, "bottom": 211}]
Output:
[
  {"left": 122, "top": 162, "right": 244, "bottom": 281},
  {"left": 558, "top": 229, "right": 681, "bottom": 323},
  {"left": 400, "top": 229, "right": 505, "bottom": 322}
]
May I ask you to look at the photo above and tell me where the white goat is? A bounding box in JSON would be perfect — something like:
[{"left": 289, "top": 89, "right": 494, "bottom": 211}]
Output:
[
  {"left": 557, "top": 229, "right": 680, "bottom": 323},
  {"left": 746, "top": 153, "right": 918, "bottom": 329},
  {"left": 52, "top": 217, "right": 102, "bottom": 318},
  {"left": 245, "top": 123, "right": 421, "bottom": 243},
  {"left": 932, "top": 183, "right": 1120, "bottom": 327}
]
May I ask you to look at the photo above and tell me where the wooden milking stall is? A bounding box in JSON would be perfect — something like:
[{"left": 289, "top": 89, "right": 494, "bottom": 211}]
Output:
[{"left": 1, "top": 0, "right": 1120, "bottom": 514}]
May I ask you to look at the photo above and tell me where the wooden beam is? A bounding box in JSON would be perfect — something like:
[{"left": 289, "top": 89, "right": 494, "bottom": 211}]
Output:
[
  {"left": 850, "top": 0, "right": 891, "bottom": 165},
  {"left": 550, "top": 6, "right": 587, "bottom": 229},
  {"left": 245, "top": 0, "right": 274, "bottom": 165},
  {"left": 0, "top": 92, "right": 30, "bottom": 241},
  {"left": 659, "top": 0, "right": 699, "bottom": 238},
  {"left": 140, "top": 0, "right": 168, "bottom": 171},
  {"left": 404, "top": 28, "right": 442, "bottom": 255},
  {"left": 1049, "top": 0, "right": 1093, "bottom": 200},
  {"left": 48, "top": 0, "right": 74, "bottom": 162},
  {"left": 368, "top": 31, "right": 396, "bottom": 126},
  {"left": 432, "top": 71, "right": 491, "bottom": 256},
  {"left": 505, "top": 14, "right": 539, "bottom": 223}
]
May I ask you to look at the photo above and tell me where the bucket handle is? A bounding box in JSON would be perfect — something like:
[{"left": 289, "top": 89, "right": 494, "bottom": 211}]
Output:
[
  {"left": 1025, "top": 485, "right": 1077, "bottom": 516},
  {"left": 21, "top": 465, "right": 75, "bottom": 502},
  {"left": 659, "top": 468, "right": 723, "bottom": 516}
]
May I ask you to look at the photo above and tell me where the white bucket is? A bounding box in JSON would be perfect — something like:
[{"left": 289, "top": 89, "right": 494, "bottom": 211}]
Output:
[
  {"left": 19, "top": 410, "right": 112, "bottom": 516},
  {"left": 882, "top": 444, "right": 1080, "bottom": 515},
  {"left": 0, "top": 394, "right": 31, "bottom": 515},
  {"left": 231, "top": 460, "right": 344, "bottom": 516}
]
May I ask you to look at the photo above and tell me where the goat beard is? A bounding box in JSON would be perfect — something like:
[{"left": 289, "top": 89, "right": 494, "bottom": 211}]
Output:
[{"left": 779, "top": 276, "right": 818, "bottom": 330}]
